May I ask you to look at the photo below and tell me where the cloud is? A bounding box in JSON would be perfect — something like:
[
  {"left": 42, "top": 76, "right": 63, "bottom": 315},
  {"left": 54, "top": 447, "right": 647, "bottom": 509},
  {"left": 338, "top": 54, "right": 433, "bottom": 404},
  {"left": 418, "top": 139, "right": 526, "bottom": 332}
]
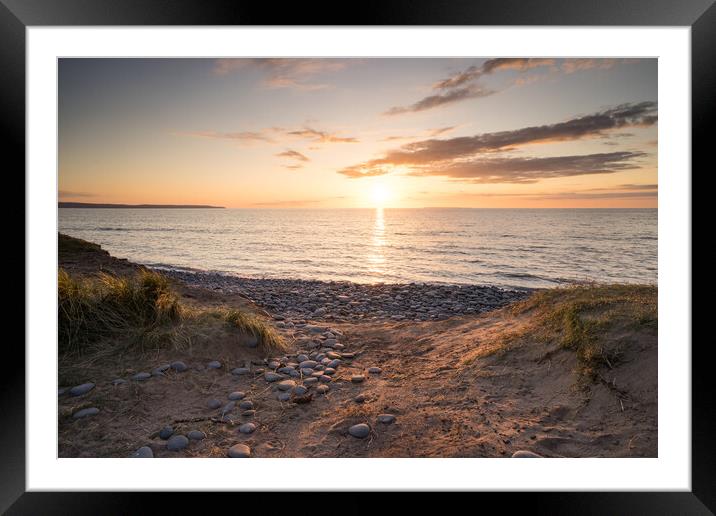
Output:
[
  {"left": 213, "top": 58, "right": 347, "bottom": 90},
  {"left": 406, "top": 151, "right": 646, "bottom": 184},
  {"left": 179, "top": 130, "right": 275, "bottom": 144},
  {"left": 428, "top": 126, "right": 457, "bottom": 136},
  {"left": 385, "top": 85, "right": 494, "bottom": 115},
  {"left": 59, "top": 190, "right": 96, "bottom": 198},
  {"left": 286, "top": 127, "right": 358, "bottom": 143},
  {"left": 341, "top": 102, "right": 657, "bottom": 179},
  {"left": 389, "top": 57, "right": 625, "bottom": 115},
  {"left": 282, "top": 164, "right": 304, "bottom": 170},
  {"left": 276, "top": 149, "right": 309, "bottom": 162},
  {"left": 252, "top": 195, "right": 348, "bottom": 207}
]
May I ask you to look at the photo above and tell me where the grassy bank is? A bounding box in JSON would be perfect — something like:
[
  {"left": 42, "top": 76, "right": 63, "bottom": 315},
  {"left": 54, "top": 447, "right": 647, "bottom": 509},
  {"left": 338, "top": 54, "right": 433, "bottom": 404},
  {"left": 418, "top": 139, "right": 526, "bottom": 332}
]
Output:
[{"left": 58, "top": 265, "right": 285, "bottom": 357}]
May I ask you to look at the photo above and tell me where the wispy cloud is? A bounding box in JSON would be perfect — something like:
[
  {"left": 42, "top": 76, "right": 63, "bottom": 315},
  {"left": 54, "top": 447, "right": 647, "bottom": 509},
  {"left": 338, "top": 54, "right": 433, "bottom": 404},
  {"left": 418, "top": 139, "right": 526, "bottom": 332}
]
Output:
[
  {"left": 285, "top": 127, "right": 358, "bottom": 143},
  {"left": 276, "top": 149, "right": 310, "bottom": 162},
  {"left": 213, "top": 58, "right": 347, "bottom": 90},
  {"left": 251, "top": 195, "right": 348, "bottom": 207},
  {"left": 387, "top": 58, "right": 627, "bottom": 115},
  {"left": 406, "top": 151, "right": 646, "bottom": 184},
  {"left": 340, "top": 102, "right": 656, "bottom": 183},
  {"left": 384, "top": 85, "right": 494, "bottom": 115},
  {"left": 59, "top": 190, "right": 96, "bottom": 198},
  {"left": 178, "top": 130, "right": 275, "bottom": 144},
  {"left": 341, "top": 102, "right": 657, "bottom": 180}
]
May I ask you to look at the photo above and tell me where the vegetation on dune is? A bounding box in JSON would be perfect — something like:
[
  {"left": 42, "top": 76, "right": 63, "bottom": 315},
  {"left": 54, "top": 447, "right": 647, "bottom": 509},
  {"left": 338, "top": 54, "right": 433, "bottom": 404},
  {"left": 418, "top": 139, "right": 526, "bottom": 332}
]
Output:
[
  {"left": 58, "top": 268, "right": 285, "bottom": 356},
  {"left": 462, "top": 284, "right": 657, "bottom": 384},
  {"left": 512, "top": 283, "right": 657, "bottom": 381},
  {"left": 58, "top": 233, "right": 105, "bottom": 255}
]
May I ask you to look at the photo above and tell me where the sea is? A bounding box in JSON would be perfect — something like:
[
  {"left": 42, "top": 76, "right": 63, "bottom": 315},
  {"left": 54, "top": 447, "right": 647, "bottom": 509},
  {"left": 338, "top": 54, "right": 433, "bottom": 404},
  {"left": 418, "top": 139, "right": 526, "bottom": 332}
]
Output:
[{"left": 58, "top": 208, "right": 657, "bottom": 289}]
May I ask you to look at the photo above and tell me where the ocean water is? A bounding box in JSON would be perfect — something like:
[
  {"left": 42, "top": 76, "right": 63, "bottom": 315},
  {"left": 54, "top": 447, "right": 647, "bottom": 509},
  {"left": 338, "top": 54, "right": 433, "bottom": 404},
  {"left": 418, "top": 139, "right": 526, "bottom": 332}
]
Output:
[{"left": 58, "top": 208, "right": 657, "bottom": 289}]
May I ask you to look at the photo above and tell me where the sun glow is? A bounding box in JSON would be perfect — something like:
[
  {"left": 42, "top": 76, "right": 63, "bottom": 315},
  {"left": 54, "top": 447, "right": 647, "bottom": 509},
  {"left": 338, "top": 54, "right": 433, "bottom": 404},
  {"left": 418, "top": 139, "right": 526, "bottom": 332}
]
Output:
[{"left": 370, "top": 183, "right": 392, "bottom": 207}]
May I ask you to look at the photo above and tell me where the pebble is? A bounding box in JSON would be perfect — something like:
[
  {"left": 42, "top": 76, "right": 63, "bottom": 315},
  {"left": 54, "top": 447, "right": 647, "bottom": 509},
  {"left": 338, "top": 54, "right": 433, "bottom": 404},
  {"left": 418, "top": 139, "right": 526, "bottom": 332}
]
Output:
[
  {"left": 207, "top": 361, "right": 222, "bottom": 369},
  {"left": 69, "top": 383, "right": 95, "bottom": 396},
  {"left": 277, "top": 392, "right": 291, "bottom": 401},
  {"left": 207, "top": 399, "right": 222, "bottom": 409},
  {"left": 111, "top": 379, "right": 127, "bottom": 386},
  {"left": 232, "top": 367, "right": 251, "bottom": 375},
  {"left": 327, "top": 359, "right": 341, "bottom": 369},
  {"left": 239, "top": 423, "right": 256, "bottom": 434},
  {"left": 326, "top": 352, "right": 341, "bottom": 359},
  {"left": 316, "top": 385, "right": 329, "bottom": 394},
  {"left": 221, "top": 401, "right": 236, "bottom": 415},
  {"left": 377, "top": 414, "right": 396, "bottom": 424},
  {"left": 289, "top": 370, "right": 301, "bottom": 378},
  {"left": 228, "top": 391, "right": 246, "bottom": 400},
  {"left": 187, "top": 430, "right": 206, "bottom": 440},
  {"left": 319, "top": 375, "right": 332, "bottom": 383},
  {"left": 354, "top": 394, "right": 367, "bottom": 403},
  {"left": 297, "top": 354, "right": 310, "bottom": 362},
  {"left": 162, "top": 270, "right": 529, "bottom": 323},
  {"left": 268, "top": 361, "right": 281, "bottom": 369},
  {"left": 131, "top": 446, "right": 153, "bottom": 458},
  {"left": 159, "top": 426, "right": 174, "bottom": 440},
  {"left": 73, "top": 407, "right": 99, "bottom": 418},
  {"left": 293, "top": 385, "right": 308, "bottom": 396},
  {"left": 512, "top": 450, "right": 543, "bottom": 458},
  {"left": 244, "top": 335, "right": 258, "bottom": 348},
  {"left": 264, "top": 372, "right": 283, "bottom": 382},
  {"left": 242, "top": 410, "right": 256, "bottom": 417},
  {"left": 304, "top": 378, "right": 319, "bottom": 385},
  {"left": 351, "top": 375, "right": 365, "bottom": 383},
  {"left": 170, "top": 361, "right": 188, "bottom": 372},
  {"left": 368, "top": 367, "right": 383, "bottom": 374},
  {"left": 323, "top": 368, "right": 336, "bottom": 376},
  {"left": 228, "top": 443, "right": 251, "bottom": 458},
  {"left": 277, "top": 380, "right": 296, "bottom": 391},
  {"left": 299, "top": 360, "right": 318, "bottom": 369},
  {"left": 239, "top": 400, "right": 255, "bottom": 410},
  {"left": 166, "top": 435, "right": 189, "bottom": 451},
  {"left": 348, "top": 423, "right": 370, "bottom": 438},
  {"left": 132, "top": 372, "right": 151, "bottom": 381}
]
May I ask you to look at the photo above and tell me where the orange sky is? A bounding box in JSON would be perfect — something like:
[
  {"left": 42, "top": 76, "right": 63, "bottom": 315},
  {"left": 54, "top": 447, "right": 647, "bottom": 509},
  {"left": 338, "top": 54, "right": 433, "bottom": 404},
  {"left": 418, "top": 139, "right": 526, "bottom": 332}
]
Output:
[{"left": 59, "top": 58, "right": 657, "bottom": 208}]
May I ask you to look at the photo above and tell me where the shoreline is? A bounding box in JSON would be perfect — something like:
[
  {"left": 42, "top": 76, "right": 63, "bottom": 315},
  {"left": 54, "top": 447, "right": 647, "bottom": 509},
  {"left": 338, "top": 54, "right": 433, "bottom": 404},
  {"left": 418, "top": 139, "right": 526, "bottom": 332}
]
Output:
[{"left": 157, "top": 267, "right": 532, "bottom": 323}]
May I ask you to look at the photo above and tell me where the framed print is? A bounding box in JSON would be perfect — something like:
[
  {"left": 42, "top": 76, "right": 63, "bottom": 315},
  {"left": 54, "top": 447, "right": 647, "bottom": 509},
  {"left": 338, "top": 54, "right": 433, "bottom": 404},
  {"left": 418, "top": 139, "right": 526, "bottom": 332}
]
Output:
[{"left": 4, "top": 0, "right": 710, "bottom": 512}]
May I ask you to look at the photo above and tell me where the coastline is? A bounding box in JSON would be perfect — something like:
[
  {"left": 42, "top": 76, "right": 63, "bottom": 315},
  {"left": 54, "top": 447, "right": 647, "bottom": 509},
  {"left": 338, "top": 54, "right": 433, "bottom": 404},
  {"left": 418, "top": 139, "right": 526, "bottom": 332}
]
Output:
[
  {"left": 158, "top": 267, "right": 531, "bottom": 323},
  {"left": 58, "top": 234, "right": 657, "bottom": 458}
]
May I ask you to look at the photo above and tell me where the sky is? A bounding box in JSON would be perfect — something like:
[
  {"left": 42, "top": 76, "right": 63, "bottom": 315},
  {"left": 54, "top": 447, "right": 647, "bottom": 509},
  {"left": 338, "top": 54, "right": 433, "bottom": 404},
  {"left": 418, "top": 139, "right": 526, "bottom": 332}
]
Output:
[{"left": 58, "top": 58, "right": 657, "bottom": 208}]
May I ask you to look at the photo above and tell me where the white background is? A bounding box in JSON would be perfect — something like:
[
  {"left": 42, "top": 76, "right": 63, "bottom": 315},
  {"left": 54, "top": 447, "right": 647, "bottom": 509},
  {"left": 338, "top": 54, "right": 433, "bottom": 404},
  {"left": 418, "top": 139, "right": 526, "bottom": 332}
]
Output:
[{"left": 27, "top": 27, "right": 690, "bottom": 491}]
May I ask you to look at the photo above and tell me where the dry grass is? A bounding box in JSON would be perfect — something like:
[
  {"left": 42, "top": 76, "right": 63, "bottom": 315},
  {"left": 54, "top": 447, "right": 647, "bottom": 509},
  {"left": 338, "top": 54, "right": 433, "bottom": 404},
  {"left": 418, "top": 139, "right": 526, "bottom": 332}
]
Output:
[
  {"left": 462, "top": 284, "right": 657, "bottom": 382},
  {"left": 58, "top": 268, "right": 286, "bottom": 357}
]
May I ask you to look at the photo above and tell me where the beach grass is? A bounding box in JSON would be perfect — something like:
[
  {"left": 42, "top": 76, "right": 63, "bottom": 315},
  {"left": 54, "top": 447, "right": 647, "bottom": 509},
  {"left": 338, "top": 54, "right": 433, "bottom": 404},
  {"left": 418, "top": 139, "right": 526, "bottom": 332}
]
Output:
[
  {"left": 58, "top": 268, "right": 285, "bottom": 356},
  {"left": 512, "top": 283, "right": 657, "bottom": 381}
]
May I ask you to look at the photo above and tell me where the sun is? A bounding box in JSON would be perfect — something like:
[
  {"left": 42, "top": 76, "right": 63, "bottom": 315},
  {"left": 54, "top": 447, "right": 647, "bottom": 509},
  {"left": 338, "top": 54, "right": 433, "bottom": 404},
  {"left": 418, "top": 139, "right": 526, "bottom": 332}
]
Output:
[{"left": 370, "top": 183, "right": 391, "bottom": 207}]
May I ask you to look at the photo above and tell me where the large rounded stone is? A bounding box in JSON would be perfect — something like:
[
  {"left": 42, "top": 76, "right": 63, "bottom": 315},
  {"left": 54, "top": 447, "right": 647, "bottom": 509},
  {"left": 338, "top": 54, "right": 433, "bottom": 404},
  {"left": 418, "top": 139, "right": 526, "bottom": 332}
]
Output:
[
  {"left": 187, "top": 430, "right": 206, "bottom": 440},
  {"left": 159, "top": 426, "right": 174, "bottom": 440},
  {"left": 239, "top": 400, "right": 254, "bottom": 410},
  {"left": 316, "top": 385, "right": 329, "bottom": 395},
  {"left": 207, "top": 399, "right": 222, "bottom": 409},
  {"left": 299, "top": 360, "right": 318, "bottom": 369},
  {"left": 228, "top": 391, "right": 246, "bottom": 400},
  {"left": 351, "top": 375, "right": 365, "bottom": 384},
  {"left": 170, "top": 361, "right": 188, "bottom": 372},
  {"left": 131, "top": 446, "right": 153, "bottom": 458},
  {"left": 110, "top": 379, "right": 127, "bottom": 386},
  {"left": 166, "top": 435, "right": 189, "bottom": 451},
  {"left": 73, "top": 407, "right": 99, "bottom": 419},
  {"left": 277, "top": 380, "right": 296, "bottom": 391},
  {"left": 277, "top": 392, "right": 291, "bottom": 401},
  {"left": 239, "top": 423, "right": 256, "bottom": 434},
  {"left": 348, "top": 423, "right": 370, "bottom": 438},
  {"left": 293, "top": 385, "right": 308, "bottom": 396},
  {"left": 368, "top": 367, "right": 382, "bottom": 374},
  {"left": 228, "top": 443, "right": 251, "bottom": 458},
  {"left": 132, "top": 372, "right": 151, "bottom": 381},
  {"left": 232, "top": 367, "right": 250, "bottom": 376},
  {"left": 512, "top": 450, "right": 543, "bottom": 458},
  {"left": 264, "top": 372, "right": 283, "bottom": 383},
  {"left": 377, "top": 414, "right": 396, "bottom": 424},
  {"left": 207, "top": 361, "right": 222, "bottom": 369},
  {"left": 69, "top": 383, "right": 95, "bottom": 396}
]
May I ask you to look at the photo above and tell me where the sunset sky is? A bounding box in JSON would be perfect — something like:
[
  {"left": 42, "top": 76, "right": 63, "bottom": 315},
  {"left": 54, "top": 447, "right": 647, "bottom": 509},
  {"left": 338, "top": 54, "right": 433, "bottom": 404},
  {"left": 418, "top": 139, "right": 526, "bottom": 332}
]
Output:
[{"left": 58, "top": 58, "right": 657, "bottom": 208}]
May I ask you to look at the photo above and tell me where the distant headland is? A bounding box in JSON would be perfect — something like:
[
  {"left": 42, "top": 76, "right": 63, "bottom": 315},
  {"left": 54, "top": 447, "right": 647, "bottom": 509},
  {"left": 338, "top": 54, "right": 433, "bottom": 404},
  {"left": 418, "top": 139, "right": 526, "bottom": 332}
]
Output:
[{"left": 59, "top": 202, "right": 225, "bottom": 209}]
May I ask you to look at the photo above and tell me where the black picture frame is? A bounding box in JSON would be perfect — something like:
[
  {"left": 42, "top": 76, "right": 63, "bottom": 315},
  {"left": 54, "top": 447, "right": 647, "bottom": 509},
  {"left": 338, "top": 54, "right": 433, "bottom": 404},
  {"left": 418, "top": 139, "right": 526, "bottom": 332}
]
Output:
[{"left": 4, "top": 0, "right": 709, "bottom": 512}]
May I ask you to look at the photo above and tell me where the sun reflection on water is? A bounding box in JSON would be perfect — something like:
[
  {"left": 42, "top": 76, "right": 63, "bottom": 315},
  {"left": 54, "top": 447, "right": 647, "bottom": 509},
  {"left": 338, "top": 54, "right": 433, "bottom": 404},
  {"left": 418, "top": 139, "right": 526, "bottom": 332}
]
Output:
[{"left": 367, "top": 207, "right": 386, "bottom": 275}]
